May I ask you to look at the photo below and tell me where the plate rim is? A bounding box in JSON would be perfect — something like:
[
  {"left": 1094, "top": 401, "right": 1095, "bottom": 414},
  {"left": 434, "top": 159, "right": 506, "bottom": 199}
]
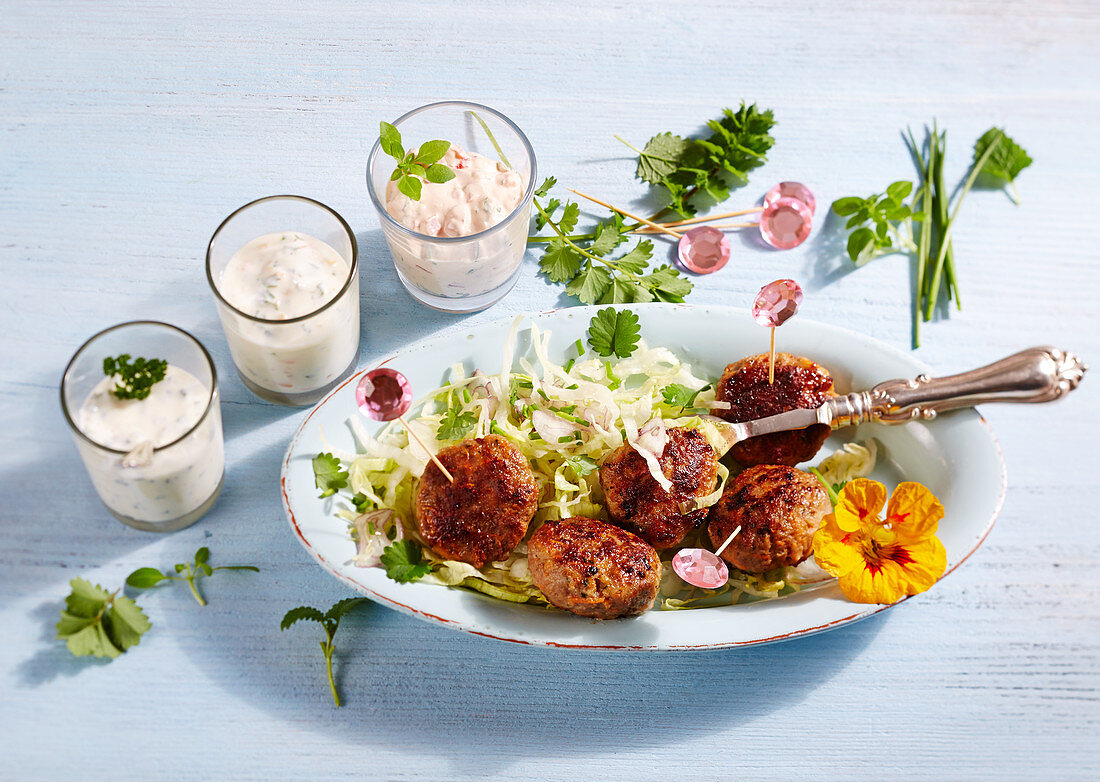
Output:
[{"left": 280, "top": 303, "right": 1008, "bottom": 651}]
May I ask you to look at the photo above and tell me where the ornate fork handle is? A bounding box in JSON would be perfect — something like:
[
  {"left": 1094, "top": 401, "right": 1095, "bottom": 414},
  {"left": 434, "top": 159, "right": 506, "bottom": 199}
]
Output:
[{"left": 827, "top": 347, "right": 1087, "bottom": 427}]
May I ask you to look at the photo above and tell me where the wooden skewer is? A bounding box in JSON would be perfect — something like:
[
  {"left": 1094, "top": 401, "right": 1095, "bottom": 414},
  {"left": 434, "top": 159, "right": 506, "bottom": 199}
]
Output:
[
  {"left": 399, "top": 414, "right": 454, "bottom": 482},
  {"left": 768, "top": 328, "right": 776, "bottom": 385},
  {"left": 635, "top": 221, "right": 758, "bottom": 233},
  {"left": 658, "top": 207, "right": 763, "bottom": 228},
  {"left": 713, "top": 525, "right": 742, "bottom": 558},
  {"left": 569, "top": 189, "right": 682, "bottom": 238}
]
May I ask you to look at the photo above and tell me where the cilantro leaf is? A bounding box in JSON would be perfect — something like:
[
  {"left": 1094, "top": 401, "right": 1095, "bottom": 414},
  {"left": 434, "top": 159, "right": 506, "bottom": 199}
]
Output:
[
  {"left": 280, "top": 598, "right": 368, "bottom": 707},
  {"left": 534, "top": 176, "right": 557, "bottom": 198},
  {"left": 636, "top": 132, "right": 690, "bottom": 185},
  {"left": 102, "top": 354, "right": 168, "bottom": 401},
  {"left": 564, "top": 454, "right": 598, "bottom": 478},
  {"left": 380, "top": 540, "right": 431, "bottom": 583},
  {"left": 538, "top": 240, "right": 583, "bottom": 283},
  {"left": 661, "top": 383, "right": 709, "bottom": 409},
  {"left": 589, "top": 219, "right": 627, "bottom": 256},
  {"left": 614, "top": 239, "right": 653, "bottom": 273},
  {"left": 587, "top": 307, "right": 641, "bottom": 359},
  {"left": 56, "top": 578, "right": 150, "bottom": 659},
  {"left": 565, "top": 263, "right": 613, "bottom": 305},
  {"left": 973, "top": 127, "right": 1032, "bottom": 203},
  {"left": 557, "top": 201, "right": 581, "bottom": 235},
  {"left": 641, "top": 265, "right": 693, "bottom": 302},
  {"left": 313, "top": 453, "right": 348, "bottom": 499},
  {"left": 436, "top": 404, "right": 478, "bottom": 441}
]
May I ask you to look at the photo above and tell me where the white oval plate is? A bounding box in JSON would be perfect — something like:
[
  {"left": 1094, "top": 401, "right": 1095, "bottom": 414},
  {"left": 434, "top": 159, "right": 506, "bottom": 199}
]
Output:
[{"left": 281, "top": 304, "right": 1006, "bottom": 650}]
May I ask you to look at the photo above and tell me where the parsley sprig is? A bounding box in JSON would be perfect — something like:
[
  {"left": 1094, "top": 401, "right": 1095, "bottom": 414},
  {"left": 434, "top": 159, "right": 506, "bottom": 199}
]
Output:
[
  {"left": 126, "top": 547, "right": 258, "bottom": 607},
  {"left": 102, "top": 354, "right": 167, "bottom": 400},
  {"left": 379, "top": 121, "right": 456, "bottom": 201},
  {"left": 281, "top": 598, "right": 368, "bottom": 707},
  {"left": 56, "top": 578, "right": 151, "bottom": 659},
  {"left": 380, "top": 540, "right": 431, "bottom": 583}
]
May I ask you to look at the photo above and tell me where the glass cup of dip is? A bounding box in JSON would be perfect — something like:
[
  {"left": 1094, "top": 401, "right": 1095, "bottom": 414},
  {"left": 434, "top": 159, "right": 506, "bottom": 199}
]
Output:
[
  {"left": 206, "top": 195, "right": 360, "bottom": 406},
  {"left": 366, "top": 101, "right": 537, "bottom": 313},
  {"left": 60, "top": 321, "right": 225, "bottom": 532}
]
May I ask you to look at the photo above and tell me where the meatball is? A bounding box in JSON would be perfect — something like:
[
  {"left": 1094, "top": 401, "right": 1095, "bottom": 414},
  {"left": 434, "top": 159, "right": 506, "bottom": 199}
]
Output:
[
  {"left": 528, "top": 517, "right": 661, "bottom": 619},
  {"left": 599, "top": 426, "right": 719, "bottom": 550},
  {"left": 715, "top": 352, "right": 833, "bottom": 466},
  {"left": 414, "top": 435, "right": 539, "bottom": 568},
  {"left": 707, "top": 464, "right": 831, "bottom": 574}
]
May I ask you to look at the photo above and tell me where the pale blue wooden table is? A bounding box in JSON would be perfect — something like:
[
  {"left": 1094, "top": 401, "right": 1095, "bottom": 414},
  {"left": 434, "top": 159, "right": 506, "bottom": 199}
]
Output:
[{"left": 3, "top": 2, "right": 1098, "bottom": 779}]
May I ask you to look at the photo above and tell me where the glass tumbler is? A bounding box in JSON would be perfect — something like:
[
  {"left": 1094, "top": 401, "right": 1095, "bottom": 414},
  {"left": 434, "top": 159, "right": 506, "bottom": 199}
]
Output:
[
  {"left": 206, "top": 196, "right": 360, "bottom": 406},
  {"left": 366, "top": 101, "right": 536, "bottom": 313},
  {"left": 60, "top": 321, "right": 225, "bottom": 532}
]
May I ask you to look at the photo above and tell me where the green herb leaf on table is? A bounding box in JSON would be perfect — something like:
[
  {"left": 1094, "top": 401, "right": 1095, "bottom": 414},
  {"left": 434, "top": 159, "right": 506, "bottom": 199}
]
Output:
[
  {"left": 126, "top": 547, "right": 258, "bottom": 607},
  {"left": 830, "top": 182, "right": 919, "bottom": 265},
  {"left": 56, "top": 578, "right": 151, "bottom": 659},
  {"left": 280, "top": 598, "right": 368, "bottom": 707},
  {"left": 973, "top": 127, "right": 1032, "bottom": 204},
  {"left": 102, "top": 354, "right": 168, "bottom": 401},
  {"left": 380, "top": 540, "right": 431, "bottom": 583},
  {"left": 313, "top": 452, "right": 349, "bottom": 499},
  {"left": 587, "top": 307, "right": 641, "bottom": 359}
]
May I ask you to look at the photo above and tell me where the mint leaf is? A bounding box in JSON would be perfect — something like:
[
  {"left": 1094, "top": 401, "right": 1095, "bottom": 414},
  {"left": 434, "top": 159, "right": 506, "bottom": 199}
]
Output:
[
  {"left": 379, "top": 121, "right": 403, "bottom": 160},
  {"left": 313, "top": 453, "right": 348, "bottom": 499},
  {"left": 587, "top": 307, "right": 641, "bottom": 359},
  {"left": 425, "top": 163, "right": 455, "bottom": 184},
  {"left": 973, "top": 127, "right": 1032, "bottom": 203},
  {"left": 414, "top": 139, "right": 450, "bottom": 165},
  {"left": 325, "top": 597, "right": 368, "bottom": 623},
  {"left": 380, "top": 540, "right": 431, "bottom": 583},
  {"left": 281, "top": 599, "right": 369, "bottom": 707},
  {"left": 280, "top": 605, "right": 326, "bottom": 630}
]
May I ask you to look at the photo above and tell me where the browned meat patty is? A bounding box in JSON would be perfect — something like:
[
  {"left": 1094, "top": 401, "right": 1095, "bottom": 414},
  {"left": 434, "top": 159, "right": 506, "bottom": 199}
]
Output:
[
  {"left": 528, "top": 517, "right": 661, "bottom": 619},
  {"left": 599, "top": 426, "right": 719, "bottom": 550},
  {"left": 707, "top": 464, "right": 831, "bottom": 574},
  {"left": 715, "top": 352, "right": 833, "bottom": 466},
  {"left": 414, "top": 435, "right": 539, "bottom": 568}
]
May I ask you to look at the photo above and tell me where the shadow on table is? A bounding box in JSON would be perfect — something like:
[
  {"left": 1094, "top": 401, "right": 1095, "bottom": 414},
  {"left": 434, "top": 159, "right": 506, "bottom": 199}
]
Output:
[{"left": 172, "top": 594, "right": 885, "bottom": 773}]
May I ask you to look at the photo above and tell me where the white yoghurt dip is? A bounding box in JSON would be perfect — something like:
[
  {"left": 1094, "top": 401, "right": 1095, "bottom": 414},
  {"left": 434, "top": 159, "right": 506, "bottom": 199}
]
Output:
[
  {"left": 76, "top": 365, "right": 223, "bottom": 523},
  {"left": 385, "top": 145, "right": 524, "bottom": 238},
  {"left": 215, "top": 232, "right": 358, "bottom": 396}
]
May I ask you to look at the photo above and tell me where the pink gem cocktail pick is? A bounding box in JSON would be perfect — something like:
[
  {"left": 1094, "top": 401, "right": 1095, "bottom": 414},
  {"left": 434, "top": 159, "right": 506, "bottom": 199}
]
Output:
[
  {"left": 356, "top": 367, "right": 454, "bottom": 483},
  {"left": 671, "top": 525, "right": 742, "bottom": 589},
  {"left": 752, "top": 279, "right": 804, "bottom": 385}
]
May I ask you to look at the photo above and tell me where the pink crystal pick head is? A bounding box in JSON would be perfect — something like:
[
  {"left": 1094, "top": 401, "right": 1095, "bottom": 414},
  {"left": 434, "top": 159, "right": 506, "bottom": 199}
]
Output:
[
  {"left": 672, "top": 548, "right": 730, "bottom": 589},
  {"left": 355, "top": 367, "right": 413, "bottom": 422},
  {"left": 759, "top": 196, "right": 813, "bottom": 249},
  {"left": 764, "top": 181, "right": 816, "bottom": 216},
  {"left": 677, "top": 226, "right": 731, "bottom": 274},
  {"left": 752, "top": 279, "right": 804, "bottom": 327}
]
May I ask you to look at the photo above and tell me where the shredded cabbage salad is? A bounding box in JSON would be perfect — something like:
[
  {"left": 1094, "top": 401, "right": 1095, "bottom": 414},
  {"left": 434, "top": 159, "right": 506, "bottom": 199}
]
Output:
[{"left": 320, "top": 317, "right": 877, "bottom": 611}]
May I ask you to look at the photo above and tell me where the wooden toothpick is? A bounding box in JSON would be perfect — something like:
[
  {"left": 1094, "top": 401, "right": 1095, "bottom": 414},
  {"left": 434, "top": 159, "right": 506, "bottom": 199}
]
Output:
[
  {"left": 658, "top": 207, "right": 764, "bottom": 228},
  {"left": 636, "top": 221, "right": 758, "bottom": 233},
  {"left": 768, "top": 327, "right": 776, "bottom": 385},
  {"left": 399, "top": 414, "right": 454, "bottom": 482},
  {"left": 714, "top": 525, "right": 742, "bottom": 558},
  {"left": 568, "top": 189, "right": 682, "bottom": 238}
]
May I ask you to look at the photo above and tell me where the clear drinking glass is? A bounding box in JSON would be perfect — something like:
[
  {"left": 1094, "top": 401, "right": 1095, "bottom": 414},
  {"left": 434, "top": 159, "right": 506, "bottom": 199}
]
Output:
[
  {"left": 366, "top": 101, "right": 536, "bottom": 313},
  {"left": 60, "top": 321, "right": 225, "bottom": 532},
  {"left": 206, "top": 195, "right": 360, "bottom": 406}
]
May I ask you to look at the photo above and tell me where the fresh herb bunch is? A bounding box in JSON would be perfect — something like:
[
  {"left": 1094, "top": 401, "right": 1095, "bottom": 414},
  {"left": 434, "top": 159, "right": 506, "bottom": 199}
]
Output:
[
  {"left": 126, "top": 547, "right": 259, "bottom": 607},
  {"left": 102, "top": 354, "right": 167, "bottom": 400},
  {"left": 830, "top": 181, "right": 922, "bottom": 265},
  {"left": 378, "top": 121, "right": 456, "bottom": 201},
  {"left": 832, "top": 124, "right": 1032, "bottom": 347},
  {"left": 621, "top": 103, "right": 777, "bottom": 219},
  {"left": 529, "top": 104, "right": 776, "bottom": 305},
  {"left": 281, "top": 598, "right": 368, "bottom": 707},
  {"left": 56, "top": 578, "right": 151, "bottom": 659}
]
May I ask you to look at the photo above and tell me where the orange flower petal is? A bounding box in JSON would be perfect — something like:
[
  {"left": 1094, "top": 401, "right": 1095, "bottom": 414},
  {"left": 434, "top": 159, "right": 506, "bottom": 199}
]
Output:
[
  {"left": 835, "top": 478, "right": 887, "bottom": 532},
  {"left": 812, "top": 519, "right": 865, "bottom": 577},
  {"left": 886, "top": 482, "right": 945, "bottom": 542}
]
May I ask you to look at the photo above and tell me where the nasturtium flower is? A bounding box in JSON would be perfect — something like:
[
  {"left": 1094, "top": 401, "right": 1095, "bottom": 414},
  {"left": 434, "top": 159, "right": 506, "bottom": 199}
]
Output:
[{"left": 813, "top": 478, "right": 946, "bottom": 604}]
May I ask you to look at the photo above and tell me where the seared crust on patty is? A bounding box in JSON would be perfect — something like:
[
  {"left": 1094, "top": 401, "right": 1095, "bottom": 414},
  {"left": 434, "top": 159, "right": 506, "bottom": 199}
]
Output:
[
  {"left": 707, "top": 464, "right": 831, "bottom": 574},
  {"left": 528, "top": 517, "right": 661, "bottom": 619},
  {"left": 599, "top": 426, "right": 719, "bottom": 550},
  {"left": 715, "top": 352, "right": 833, "bottom": 466},
  {"left": 414, "top": 435, "right": 539, "bottom": 568}
]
